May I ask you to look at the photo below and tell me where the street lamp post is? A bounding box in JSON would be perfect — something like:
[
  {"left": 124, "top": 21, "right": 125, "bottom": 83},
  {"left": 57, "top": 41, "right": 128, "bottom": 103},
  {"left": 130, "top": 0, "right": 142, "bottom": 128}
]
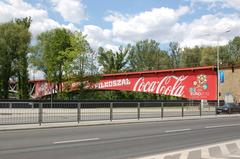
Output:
[
  {"left": 217, "top": 39, "right": 220, "bottom": 107},
  {"left": 216, "top": 29, "right": 231, "bottom": 107}
]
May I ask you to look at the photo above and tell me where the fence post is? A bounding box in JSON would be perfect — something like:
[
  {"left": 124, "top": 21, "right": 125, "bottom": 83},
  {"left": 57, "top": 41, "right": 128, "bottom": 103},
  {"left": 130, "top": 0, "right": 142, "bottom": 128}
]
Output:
[
  {"left": 9, "top": 102, "right": 12, "bottom": 109},
  {"left": 137, "top": 102, "right": 140, "bottom": 120},
  {"left": 161, "top": 102, "right": 164, "bottom": 119},
  {"left": 200, "top": 103, "right": 202, "bottom": 117},
  {"left": 110, "top": 103, "right": 113, "bottom": 121},
  {"left": 39, "top": 103, "right": 43, "bottom": 126},
  {"left": 215, "top": 102, "right": 218, "bottom": 116},
  {"left": 77, "top": 103, "right": 81, "bottom": 123},
  {"left": 182, "top": 102, "right": 184, "bottom": 117}
]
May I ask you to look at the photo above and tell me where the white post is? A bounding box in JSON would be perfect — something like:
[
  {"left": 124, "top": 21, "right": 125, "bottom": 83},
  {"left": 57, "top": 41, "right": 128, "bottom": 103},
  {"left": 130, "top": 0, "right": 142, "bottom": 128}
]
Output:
[
  {"left": 217, "top": 39, "right": 220, "bottom": 107},
  {"left": 217, "top": 29, "right": 231, "bottom": 107}
]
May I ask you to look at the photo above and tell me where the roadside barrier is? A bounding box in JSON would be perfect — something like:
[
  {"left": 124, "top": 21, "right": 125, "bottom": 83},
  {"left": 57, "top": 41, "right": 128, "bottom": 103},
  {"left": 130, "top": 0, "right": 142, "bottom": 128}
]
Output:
[{"left": 0, "top": 101, "right": 220, "bottom": 125}]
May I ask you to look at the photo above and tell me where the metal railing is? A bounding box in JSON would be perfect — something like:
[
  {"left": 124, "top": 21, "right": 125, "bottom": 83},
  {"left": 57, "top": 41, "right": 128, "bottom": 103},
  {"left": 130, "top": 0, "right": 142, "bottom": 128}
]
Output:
[{"left": 0, "top": 101, "right": 222, "bottom": 125}]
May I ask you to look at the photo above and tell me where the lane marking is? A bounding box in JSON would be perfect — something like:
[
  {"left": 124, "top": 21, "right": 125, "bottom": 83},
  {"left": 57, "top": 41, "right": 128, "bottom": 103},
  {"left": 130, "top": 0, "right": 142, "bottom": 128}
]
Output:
[
  {"left": 205, "top": 123, "right": 240, "bottom": 129},
  {"left": 165, "top": 128, "right": 192, "bottom": 133},
  {"left": 53, "top": 138, "right": 100, "bottom": 144}
]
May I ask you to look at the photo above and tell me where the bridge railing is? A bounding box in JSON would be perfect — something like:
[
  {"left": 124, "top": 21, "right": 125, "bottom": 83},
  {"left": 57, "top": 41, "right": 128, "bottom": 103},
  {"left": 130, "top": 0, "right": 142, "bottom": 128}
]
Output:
[{"left": 0, "top": 101, "right": 222, "bottom": 125}]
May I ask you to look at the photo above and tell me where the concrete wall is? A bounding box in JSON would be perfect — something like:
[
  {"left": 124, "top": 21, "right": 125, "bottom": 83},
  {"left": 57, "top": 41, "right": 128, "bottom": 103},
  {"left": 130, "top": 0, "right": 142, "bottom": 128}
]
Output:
[{"left": 219, "top": 67, "right": 240, "bottom": 103}]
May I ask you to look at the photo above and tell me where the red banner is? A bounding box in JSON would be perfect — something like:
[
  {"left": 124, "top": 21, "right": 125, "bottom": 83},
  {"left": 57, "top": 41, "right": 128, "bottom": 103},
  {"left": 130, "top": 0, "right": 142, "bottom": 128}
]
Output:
[
  {"left": 32, "top": 67, "right": 217, "bottom": 100},
  {"left": 94, "top": 69, "right": 217, "bottom": 100},
  {"left": 34, "top": 82, "right": 54, "bottom": 97}
]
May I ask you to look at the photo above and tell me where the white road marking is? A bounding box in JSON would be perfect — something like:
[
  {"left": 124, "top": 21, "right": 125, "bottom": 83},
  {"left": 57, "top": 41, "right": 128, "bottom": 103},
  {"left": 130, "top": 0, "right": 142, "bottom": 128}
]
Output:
[
  {"left": 201, "top": 147, "right": 210, "bottom": 158},
  {"left": 236, "top": 140, "right": 240, "bottom": 149},
  {"left": 179, "top": 151, "right": 189, "bottom": 159},
  {"left": 53, "top": 138, "right": 100, "bottom": 144},
  {"left": 165, "top": 128, "right": 192, "bottom": 133},
  {"left": 137, "top": 139, "right": 240, "bottom": 159},
  {"left": 219, "top": 144, "right": 230, "bottom": 155},
  {"left": 205, "top": 123, "right": 240, "bottom": 129}
]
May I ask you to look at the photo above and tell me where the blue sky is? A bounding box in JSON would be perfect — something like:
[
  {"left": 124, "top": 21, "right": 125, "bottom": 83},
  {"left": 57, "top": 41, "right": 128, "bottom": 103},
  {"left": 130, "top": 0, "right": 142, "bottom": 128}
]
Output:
[{"left": 0, "top": 0, "right": 240, "bottom": 51}]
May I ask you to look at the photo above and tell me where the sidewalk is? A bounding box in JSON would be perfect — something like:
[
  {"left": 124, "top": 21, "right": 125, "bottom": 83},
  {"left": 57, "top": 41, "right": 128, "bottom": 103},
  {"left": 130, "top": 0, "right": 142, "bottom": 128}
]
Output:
[{"left": 1, "top": 114, "right": 240, "bottom": 131}]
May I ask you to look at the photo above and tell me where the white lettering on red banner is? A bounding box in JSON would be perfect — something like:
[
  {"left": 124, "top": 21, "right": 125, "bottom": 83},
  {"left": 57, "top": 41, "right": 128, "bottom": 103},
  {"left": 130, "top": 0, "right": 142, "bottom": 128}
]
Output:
[
  {"left": 93, "top": 70, "right": 217, "bottom": 100},
  {"left": 95, "top": 78, "right": 131, "bottom": 89},
  {"left": 133, "top": 76, "right": 188, "bottom": 97}
]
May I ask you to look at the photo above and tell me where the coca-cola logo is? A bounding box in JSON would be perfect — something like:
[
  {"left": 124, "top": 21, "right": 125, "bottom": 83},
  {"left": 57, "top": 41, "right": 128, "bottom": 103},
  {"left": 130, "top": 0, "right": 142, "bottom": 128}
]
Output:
[{"left": 133, "top": 76, "right": 188, "bottom": 97}]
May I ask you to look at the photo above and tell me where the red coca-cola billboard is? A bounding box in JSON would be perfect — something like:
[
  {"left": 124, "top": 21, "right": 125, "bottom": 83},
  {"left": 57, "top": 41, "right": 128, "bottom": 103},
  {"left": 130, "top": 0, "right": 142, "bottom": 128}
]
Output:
[
  {"left": 32, "top": 66, "right": 217, "bottom": 100},
  {"left": 94, "top": 66, "right": 217, "bottom": 100}
]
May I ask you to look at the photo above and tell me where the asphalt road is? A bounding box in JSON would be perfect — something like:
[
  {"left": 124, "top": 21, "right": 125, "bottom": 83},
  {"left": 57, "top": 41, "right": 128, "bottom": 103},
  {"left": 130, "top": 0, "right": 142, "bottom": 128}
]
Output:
[{"left": 1, "top": 117, "right": 240, "bottom": 159}]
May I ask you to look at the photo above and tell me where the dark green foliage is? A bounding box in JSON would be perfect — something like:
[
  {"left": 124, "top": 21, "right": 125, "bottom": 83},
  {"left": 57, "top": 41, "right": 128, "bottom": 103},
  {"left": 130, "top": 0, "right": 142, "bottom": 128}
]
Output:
[
  {"left": 228, "top": 36, "right": 240, "bottom": 65},
  {"left": 31, "top": 28, "right": 93, "bottom": 99},
  {"left": 98, "top": 46, "right": 129, "bottom": 73},
  {"left": 180, "top": 46, "right": 201, "bottom": 67},
  {"left": 32, "top": 28, "right": 72, "bottom": 99},
  {"left": 199, "top": 47, "right": 217, "bottom": 66},
  {"left": 15, "top": 17, "right": 32, "bottom": 99},
  {"left": 128, "top": 39, "right": 170, "bottom": 71},
  {"left": 169, "top": 42, "right": 181, "bottom": 68},
  {"left": 0, "top": 17, "right": 31, "bottom": 99}
]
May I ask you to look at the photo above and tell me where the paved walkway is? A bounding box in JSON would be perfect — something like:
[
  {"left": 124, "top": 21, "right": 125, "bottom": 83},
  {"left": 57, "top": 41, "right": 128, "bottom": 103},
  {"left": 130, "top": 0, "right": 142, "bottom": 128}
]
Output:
[
  {"left": 138, "top": 139, "right": 240, "bottom": 159},
  {"left": 0, "top": 114, "right": 240, "bottom": 131}
]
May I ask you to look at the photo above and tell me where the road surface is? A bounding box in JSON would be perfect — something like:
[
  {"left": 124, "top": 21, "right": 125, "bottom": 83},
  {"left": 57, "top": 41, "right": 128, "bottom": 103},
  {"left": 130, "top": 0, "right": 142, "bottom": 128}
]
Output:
[{"left": 0, "top": 117, "right": 240, "bottom": 159}]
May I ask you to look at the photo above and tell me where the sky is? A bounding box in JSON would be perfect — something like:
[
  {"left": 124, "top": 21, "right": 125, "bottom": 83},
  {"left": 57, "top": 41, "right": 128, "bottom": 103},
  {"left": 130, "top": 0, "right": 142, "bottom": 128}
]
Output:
[{"left": 0, "top": 0, "right": 240, "bottom": 52}]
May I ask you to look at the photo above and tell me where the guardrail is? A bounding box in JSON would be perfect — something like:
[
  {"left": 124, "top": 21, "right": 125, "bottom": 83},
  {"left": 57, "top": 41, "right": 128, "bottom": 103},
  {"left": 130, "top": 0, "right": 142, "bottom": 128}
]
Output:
[{"left": 0, "top": 101, "right": 220, "bottom": 125}]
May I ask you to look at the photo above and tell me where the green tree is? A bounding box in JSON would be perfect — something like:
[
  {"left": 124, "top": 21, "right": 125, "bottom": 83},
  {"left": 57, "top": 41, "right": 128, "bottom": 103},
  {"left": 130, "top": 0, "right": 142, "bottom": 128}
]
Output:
[
  {"left": 181, "top": 46, "right": 201, "bottom": 67},
  {"left": 97, "top": 48, "right": 114, "bottom": 73},
  {"left": 15, "top": 17, "right": 32, "bottom": 99},
  {"left": 63, "top": 31, "right": 98, "bottom": 97},
  {"left": 31, "top": 29, "right": 93, "bottom": 99},
  {"left": 98, "top": 46, "right": 129, "bottom": 73},
  {"left": 0, "top": 23, "right": 13, "bottom": 98},
  {"left": 169, "top": 42, "right": 181, "bottom": 68},
  {"left": 32, "top": 28, "right": 72, "bottom": 98},
  {"left": 200, "top": 47, "right": 217, "bottom": 66},
  {"left": 0, "top": 18, "right": 31, "bottom": 99},
  {"left": 63, "top": 31, "right": 90, "bottom": 78},
  {"left": 228, "top": 36, "right": 240, "bottom": 65},
  {"left": 128, "top": 39, "right": 170, "bottom": 71}
]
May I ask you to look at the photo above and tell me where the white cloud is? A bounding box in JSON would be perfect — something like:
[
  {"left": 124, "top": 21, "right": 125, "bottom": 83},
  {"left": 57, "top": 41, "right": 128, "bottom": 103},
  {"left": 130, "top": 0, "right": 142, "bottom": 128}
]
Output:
[
  {"left": 51, "top": 0, "right": 86, "bottom": 24},
  {"left": 0, "top": 0, "right": 239, "bottom": 52},
  {"left": 0, "top": 0, "right": 48, "bottom": 23},
  {"left": 61, "top": 23, "right": 79, "bottom": 32},
  {"left": 83, "top": 25, "right": 119, "bottom": 51},
  {"left": 188, "top": 0, "right": 240, "bottom": 10},
  {"left": 180, "top": 14, "right": 240, "bottom": 47},
  {"left": 30, "top": 19, "right": 60, "bottom": 37},
  {"left": 104, "top": 11, "right": 128, "bottom": 22},
  {"left": 0, "top": 0, "right": 79, "bottom": 37},
  {"left": 85, "top": 6, "right": 240, "bottom": 50},
  {"left": 108, "top": 6, "right": 190, "bottom": 43},
  {"left": 82, "top": 6, "right": 191, "bottom": 51},
  {"left": 176, "top": 6, "right": 190, "bottom": 16},
  {"left": 225, "top": 0, "right": 240, "bottom": 10}
]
